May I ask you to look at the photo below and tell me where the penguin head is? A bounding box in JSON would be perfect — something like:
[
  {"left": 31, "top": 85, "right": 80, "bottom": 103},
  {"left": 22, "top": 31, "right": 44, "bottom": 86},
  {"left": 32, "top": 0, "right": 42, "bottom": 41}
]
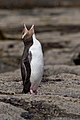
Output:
[{"left": 22, "top": 24, "right": 34, "bottom": 44}]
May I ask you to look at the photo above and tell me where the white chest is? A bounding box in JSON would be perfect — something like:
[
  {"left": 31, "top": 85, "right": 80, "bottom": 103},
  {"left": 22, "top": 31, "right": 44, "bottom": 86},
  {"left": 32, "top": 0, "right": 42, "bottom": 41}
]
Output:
[{"left": 29, "top": 35, "right": 44, "bottom": 83}]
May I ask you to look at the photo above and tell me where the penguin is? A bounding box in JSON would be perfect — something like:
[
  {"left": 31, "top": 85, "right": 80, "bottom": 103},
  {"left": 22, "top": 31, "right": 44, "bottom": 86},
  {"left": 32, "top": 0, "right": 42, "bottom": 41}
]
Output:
[{"left": 21, "top": 24, "right": 44, "bottom": 94}]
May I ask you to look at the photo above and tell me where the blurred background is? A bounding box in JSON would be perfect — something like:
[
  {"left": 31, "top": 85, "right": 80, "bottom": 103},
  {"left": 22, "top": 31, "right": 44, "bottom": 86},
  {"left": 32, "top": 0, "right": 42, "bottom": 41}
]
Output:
[{"left": 0, "top": 0, "right": 80, "bottom": 73}]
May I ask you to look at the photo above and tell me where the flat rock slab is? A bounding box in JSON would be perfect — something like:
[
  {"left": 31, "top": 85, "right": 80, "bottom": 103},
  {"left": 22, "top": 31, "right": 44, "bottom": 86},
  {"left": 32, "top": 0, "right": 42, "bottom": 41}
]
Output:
[
  {"left": 0, "top": 102, "right": 26, "bottom": 120},
  {"left": 44, "top": 65, "right": 80, "bottom": 76}
]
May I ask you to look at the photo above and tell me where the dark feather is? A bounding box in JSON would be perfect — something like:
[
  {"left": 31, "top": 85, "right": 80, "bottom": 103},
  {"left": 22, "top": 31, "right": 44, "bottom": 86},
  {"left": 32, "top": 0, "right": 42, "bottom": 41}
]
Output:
[
  {"left": 21, "top": 49, "right": 32, "bottom": 93},
  {"left": 28, "top": 51, "right": 32, "bottom": 63},
  {"left": 21, "top": 34, "right": 33, "bottom": 93}
]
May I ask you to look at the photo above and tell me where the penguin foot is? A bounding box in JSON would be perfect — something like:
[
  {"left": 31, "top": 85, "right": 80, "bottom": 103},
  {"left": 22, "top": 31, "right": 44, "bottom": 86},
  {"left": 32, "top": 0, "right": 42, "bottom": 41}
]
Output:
[
  {"left": 30, "top": 89, "right": 34, "bottom": 94},
  {"left": 30, "top": 89, "right": 37, "bottom": 95}
]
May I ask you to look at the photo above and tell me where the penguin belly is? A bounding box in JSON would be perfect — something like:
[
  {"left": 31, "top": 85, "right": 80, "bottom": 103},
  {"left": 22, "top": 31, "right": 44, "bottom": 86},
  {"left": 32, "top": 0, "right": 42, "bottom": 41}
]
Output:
[{"left": 29, "top": 46, "right": 44, "bottom": 91}]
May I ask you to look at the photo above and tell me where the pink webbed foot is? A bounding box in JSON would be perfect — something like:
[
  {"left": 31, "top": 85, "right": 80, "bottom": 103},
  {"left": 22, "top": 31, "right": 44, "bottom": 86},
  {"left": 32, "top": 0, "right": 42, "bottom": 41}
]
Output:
[
  {"left": 30, "top": 89, "right": 34, "bottom": 94},
  {"left": 30, "top": 89, "right": 37, "bottom": 95}
]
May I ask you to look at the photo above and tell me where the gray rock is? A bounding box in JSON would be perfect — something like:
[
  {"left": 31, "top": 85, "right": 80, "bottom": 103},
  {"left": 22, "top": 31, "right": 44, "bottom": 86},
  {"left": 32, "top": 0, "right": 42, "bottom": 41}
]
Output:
[
  {"left": 44, "top": 65, "right": 80, "bottom": 76},
  {"left": 0, "top": 102, "right": 26, "bottom": 120},
  {"left": 0, "top": 8, "right": 80, "bottom": 34},
  {"left": 0, "top": 65, "right": 80, "bottom": 119}
]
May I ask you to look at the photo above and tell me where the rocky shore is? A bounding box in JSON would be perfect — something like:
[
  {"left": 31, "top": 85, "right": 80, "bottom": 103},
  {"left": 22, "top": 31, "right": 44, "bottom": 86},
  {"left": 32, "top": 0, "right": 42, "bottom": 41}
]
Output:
[{"left": 0, "top": 8, "right": 80, "bottom": 119}]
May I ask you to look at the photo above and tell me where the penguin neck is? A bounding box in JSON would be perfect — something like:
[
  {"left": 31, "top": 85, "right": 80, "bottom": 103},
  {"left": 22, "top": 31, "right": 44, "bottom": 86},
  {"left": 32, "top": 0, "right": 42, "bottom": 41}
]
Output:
[
  {"left": 32, "top": 34, "right": 38, "bottom": 44},
  {"left": 22, "top": 36, "right": 33, "bottom": 59}
]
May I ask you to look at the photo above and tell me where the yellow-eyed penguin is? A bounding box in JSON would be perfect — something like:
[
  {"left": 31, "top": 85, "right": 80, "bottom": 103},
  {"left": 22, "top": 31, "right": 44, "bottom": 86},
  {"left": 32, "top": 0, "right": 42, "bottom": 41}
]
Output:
[{"left": 21, "top": 24, "right": 44, "bottom": 94}]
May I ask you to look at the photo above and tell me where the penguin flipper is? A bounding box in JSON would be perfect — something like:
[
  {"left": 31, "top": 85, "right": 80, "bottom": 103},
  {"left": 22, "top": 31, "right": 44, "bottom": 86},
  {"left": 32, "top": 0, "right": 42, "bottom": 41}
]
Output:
[
  {"left": 21, "top": 52, "right": 32, "bottom": 93},
  {"left": 21, "top": 61, "right": 31, "bottom": 93},
  {"left": 21, "top": 62, "right": 27, "bottom": 86}
]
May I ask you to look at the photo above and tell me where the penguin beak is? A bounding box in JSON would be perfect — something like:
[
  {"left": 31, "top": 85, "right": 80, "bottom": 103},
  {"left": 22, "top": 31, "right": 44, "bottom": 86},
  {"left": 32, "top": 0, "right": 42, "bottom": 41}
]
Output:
[
  {"left": 22, "top": 24, "right": 28, "bottom": 39},
  {"left": 30, "top": 25, "right": 34, "bottom": 30},
  {"left": 29, "top": 25, "right": 34, "bottom": 35}
]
